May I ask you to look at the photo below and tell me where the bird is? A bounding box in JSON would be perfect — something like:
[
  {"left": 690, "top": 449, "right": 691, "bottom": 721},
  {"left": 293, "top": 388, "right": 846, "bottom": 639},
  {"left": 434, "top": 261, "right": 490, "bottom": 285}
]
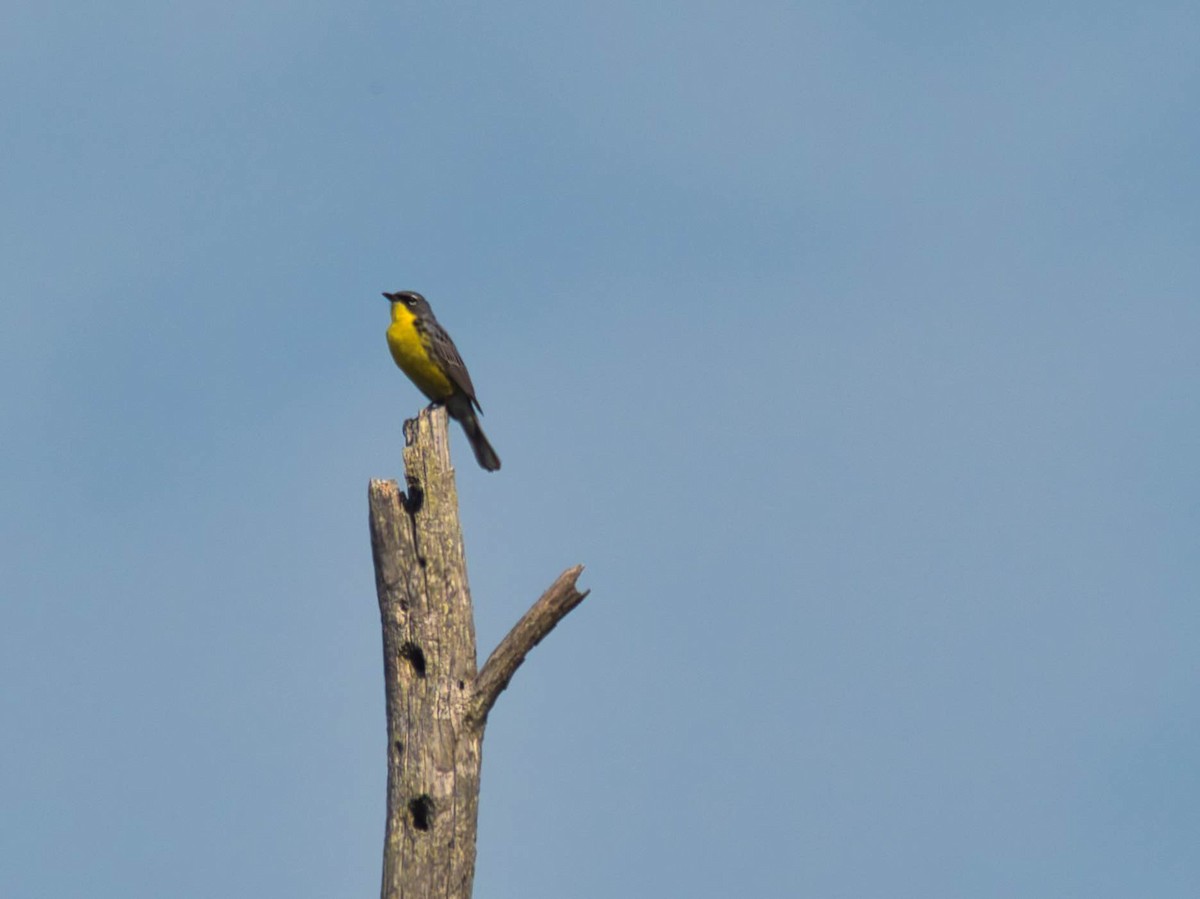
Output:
[{"left": 383, "top": 290, "right": 501, "bottom": 472}]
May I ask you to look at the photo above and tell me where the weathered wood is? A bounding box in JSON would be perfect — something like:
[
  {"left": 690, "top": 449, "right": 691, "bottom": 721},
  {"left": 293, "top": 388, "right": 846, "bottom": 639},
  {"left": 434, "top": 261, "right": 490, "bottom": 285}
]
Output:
[
  {"left": 471, "top": 566, "right": 589, "bottom": 726},
  {"left": 369, "top": 409, "right": 481, "bottom": 899},
  {"left": 368, "top": 407, "right": 589, "bottom": 899}
]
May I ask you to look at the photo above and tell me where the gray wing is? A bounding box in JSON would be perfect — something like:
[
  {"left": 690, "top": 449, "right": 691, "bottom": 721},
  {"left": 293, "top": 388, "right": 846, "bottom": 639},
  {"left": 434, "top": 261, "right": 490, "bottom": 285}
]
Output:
[{"left": 426, "top": 318, "right": 483, "bottom": 412}]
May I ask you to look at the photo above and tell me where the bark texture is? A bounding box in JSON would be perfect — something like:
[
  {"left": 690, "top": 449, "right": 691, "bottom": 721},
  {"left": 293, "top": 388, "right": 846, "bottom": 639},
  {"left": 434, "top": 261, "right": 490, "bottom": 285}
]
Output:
[{"left": 368, "top": 407, "right": 588, "bottom": 899}]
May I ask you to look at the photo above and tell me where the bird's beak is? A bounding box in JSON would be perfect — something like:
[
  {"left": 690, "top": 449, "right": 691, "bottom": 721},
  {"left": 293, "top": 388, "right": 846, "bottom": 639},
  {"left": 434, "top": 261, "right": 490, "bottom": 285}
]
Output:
[{"left": 382, "top": 292, "right": 395, "bottom": 301}]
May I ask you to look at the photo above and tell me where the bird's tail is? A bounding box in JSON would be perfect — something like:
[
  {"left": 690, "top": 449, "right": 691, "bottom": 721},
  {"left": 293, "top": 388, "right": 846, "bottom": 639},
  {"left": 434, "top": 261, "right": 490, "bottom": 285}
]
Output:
[
  {"left": 447, "top": 400, "right": 501, "bottom": 471},
  {"left": 461, "top": 412, "right": 501, "bottom": 471}
]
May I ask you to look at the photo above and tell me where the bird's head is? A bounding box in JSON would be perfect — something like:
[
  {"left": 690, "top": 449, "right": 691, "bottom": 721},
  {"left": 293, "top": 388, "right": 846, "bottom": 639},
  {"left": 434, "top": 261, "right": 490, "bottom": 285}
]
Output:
[{"left": 383, "top": 290, "right": 427, "bottom": 309}]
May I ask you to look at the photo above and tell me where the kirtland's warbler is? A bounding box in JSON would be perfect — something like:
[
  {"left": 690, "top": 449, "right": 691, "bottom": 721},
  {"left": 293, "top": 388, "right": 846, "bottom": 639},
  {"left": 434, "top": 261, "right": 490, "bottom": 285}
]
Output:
[{"left": 383, "top": 290, "right": 501, "bottom": 472}]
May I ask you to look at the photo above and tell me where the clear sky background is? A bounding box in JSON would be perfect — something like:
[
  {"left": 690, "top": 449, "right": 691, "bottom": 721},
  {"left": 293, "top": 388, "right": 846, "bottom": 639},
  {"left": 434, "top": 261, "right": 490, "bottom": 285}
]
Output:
[{"left": 3, "top": 2, "right": 1198, "bottom": 896}]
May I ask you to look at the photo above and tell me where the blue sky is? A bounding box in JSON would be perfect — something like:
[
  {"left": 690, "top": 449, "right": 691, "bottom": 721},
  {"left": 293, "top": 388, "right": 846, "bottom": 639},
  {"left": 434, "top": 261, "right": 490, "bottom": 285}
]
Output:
[{"left": 3, "top": 2, "right": 1198, "bottom": 896}]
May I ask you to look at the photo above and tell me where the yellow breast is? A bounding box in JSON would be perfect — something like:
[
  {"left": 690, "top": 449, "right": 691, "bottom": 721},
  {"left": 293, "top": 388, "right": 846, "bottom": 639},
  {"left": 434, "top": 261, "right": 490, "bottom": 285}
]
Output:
[{"left": 387, "top": 303, "right": 456, "bottom": 401}]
